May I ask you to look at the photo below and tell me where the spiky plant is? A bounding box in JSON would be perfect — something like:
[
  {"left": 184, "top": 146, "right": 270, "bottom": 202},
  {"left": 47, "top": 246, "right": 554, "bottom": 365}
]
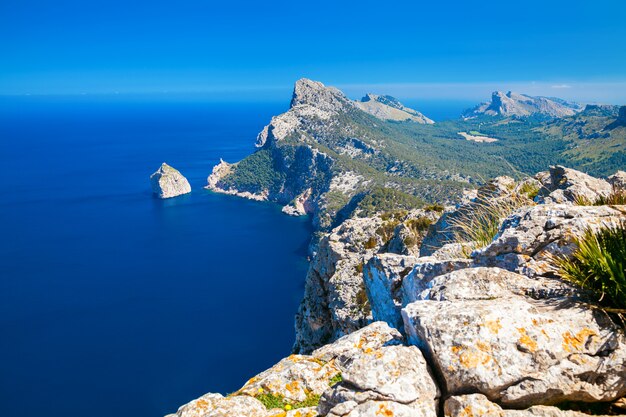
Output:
[
  {"left": 449, "top": 194, "right": 530, "bottom": 251},
  {"left": 555, "top": 221, "right": 626, "bottom": 311}
]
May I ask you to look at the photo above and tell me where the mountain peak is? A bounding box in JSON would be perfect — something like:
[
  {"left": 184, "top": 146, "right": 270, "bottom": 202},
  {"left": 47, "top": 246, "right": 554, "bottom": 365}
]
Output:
[
  {"left": 465, "top": 91, "right": 583, "bottom": 119},
  {"left": 290, "top": 78, "right": 350, "bottom": 112}
]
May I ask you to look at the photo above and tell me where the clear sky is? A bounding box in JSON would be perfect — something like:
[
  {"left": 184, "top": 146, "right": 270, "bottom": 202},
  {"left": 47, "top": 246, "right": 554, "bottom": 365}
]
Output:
[{"left": 1, "top": 0, "right": 625, "bottom": 102}]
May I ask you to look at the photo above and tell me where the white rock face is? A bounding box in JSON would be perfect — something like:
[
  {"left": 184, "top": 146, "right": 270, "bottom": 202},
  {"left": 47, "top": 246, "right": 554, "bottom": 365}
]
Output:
[
  {"left": 474, "top": 204, "right": 625, "bottom": 277},
  {"left": 320, "top": 345, "right": 439, "bottom": 417},
  {"left": 464, "top": 91, "right": 583, "bottom": 118},
  {"left": 150, "top": 163, "right": 191, "bottom": 199},
  {"left": 402, "top": 268, "right": 626, "bottom": 407},
  {"left": 445, "top": 394, "right": 615, "bottom": 417},
  {"left": 536, "top": 165, "right": 612, "bottom": 204}
]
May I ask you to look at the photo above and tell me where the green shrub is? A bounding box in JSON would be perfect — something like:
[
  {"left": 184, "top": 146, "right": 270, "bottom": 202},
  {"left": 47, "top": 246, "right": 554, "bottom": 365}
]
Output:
[
  {"left": 424, "top": 203, "right": 445, "bottom": 213},
  {"left": 376, "top": 220, "right": 400, "bottom": 244},
  {"left": 363, "top": 236, "right": 378, "bottom": 250},
  {"left": 329, "top": 373, "right": 343, "bottom": 387},
  {"left": 594, "top": 188, "right": 626, "bottom": 206},
  {"left": 554, "top": 222, "right": 626, "bottom": 311},
  {"left": 517, "top": 182, "right": 541, "bottom": 200},
  {"left": 255, "top": 391, "right": 321, "bottom": 410},
  {"left": 357, "top": 187, "right": 424, "bottom": 217}
]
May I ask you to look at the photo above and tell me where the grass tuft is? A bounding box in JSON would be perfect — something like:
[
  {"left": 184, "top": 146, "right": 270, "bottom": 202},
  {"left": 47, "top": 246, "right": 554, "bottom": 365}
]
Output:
[
  {"left": 449, "top": 195, "right": 529, "bottom": 252},
  {"left": 553, "top": 221, "right": 626, "bottom": 312}
]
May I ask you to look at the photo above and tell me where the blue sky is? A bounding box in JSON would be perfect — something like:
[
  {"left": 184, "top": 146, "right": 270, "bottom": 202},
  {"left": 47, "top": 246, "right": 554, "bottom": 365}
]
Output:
[{"left": 1, "top": 0, "right": 625, "bottom": 102}]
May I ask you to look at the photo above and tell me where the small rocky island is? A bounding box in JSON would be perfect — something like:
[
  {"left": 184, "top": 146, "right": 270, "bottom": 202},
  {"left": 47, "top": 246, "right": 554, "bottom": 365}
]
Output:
[{"left": 150, "top": 163, "right": 192, "bottom": 199}]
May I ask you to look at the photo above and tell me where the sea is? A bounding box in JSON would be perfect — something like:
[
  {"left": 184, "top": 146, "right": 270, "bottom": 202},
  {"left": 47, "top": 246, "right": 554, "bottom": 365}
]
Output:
[{"left": 0, "top": 95, "right": 470, "bottom": 417}]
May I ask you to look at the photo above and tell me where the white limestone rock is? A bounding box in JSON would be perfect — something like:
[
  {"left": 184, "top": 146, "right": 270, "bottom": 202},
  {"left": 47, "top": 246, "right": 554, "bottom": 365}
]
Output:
[
  {"left": 320, "top": 345, "right": 439, "bottom": 417},
  {"left": 536, "top": 165, "right": 612, "bottom": 204},
  {"left": 402, "top": 283, "right": 626, "bottom": 407},
  {"left": 474, "top": 204, "right": 625, "bottom": 277},
  {"left": 464, "top": 91, "right": 583, "bottom": 118},
  {"left": 445, "top": 394, "right": 615, "bottom": 417},
  {"left": 150, "top": 163, "right": 191, "bottom": 199},
  {"left": 166, "top": 393, "right": 267, "bottom": 417}
]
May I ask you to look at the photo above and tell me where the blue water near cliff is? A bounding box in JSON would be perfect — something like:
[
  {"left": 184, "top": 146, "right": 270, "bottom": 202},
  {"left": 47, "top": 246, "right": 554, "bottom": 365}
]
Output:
[
  {"left": 0, "top": 96, "right": 470, "bottom": 417},
  {"left": 0, "top": 97, "right": 310, "bottom": 417}
]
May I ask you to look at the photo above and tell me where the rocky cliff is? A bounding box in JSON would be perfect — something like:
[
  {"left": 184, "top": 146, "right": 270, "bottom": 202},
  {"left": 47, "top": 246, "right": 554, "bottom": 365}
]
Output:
[
  {"left": 206, "top": 79, "right": 468, "bottom": 229},
  {"left": 464, "top": 91, "right": 584, "bottom": 118},
  {"left": 169, "top": 165, "right": 626, "bottom": 417}
]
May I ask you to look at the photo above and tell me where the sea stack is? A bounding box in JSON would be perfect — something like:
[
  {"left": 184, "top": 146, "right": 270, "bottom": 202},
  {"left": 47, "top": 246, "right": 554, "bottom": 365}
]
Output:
[{"left": 150, "top": 163, "right": 191, "bottom": 199}]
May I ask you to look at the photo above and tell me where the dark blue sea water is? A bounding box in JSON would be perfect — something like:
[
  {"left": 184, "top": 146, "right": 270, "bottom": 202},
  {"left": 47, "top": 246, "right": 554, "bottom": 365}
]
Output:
[{"left": 0, "top": 97, "right": 311, "bottom": 417}]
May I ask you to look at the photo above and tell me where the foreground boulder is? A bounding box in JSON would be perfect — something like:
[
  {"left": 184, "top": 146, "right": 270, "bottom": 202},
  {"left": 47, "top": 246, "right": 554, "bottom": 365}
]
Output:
[
  {"left": 150, "top": 163, "right": 192, "bottom": 199},
  {"left": 536, "top": 165, "right": 612, "bottom": 204},
  {"left": 474, "top": 204, "right": 625, "bottom": 277},
  {"left": 168, "top": 323, "right": 404, "bottom": 417},
  {"left": 319, "top": 344, "right": 439, "bottom": 417},
  {"left": 445, "top": 394, "right": 616, "bottom": 417},
  {"left": 402, "top": 267, "right": 626, "bottom": 407}
]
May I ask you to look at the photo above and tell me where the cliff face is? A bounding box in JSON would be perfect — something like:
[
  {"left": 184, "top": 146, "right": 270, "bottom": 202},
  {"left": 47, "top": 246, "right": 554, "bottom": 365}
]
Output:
[
  {"left": 464, "top": 91, "right": 583, "bottom": 118},
  {"left": 206, "top": 79, "right": 467, "bottom": 229},
  {"left": 150, "top": 163, "right": 191, "bottom": 199},
  {"left": 169, "top": 165, "right": 626, "bottom": 417}
]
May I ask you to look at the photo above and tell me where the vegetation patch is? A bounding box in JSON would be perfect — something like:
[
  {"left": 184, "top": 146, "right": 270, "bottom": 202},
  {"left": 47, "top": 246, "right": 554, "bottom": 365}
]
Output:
[
  {"left": 220, "top": 148, "right": 285, "bottom": 193},
  {"left": 357, "top": 187, "right": 424, "bottom": 217},
  {"left": 553, "top": 221, "right": 626, "bottom": 313},
  {"left": 329, "top": 373, "right": 343, "bottom": 387},
  {"left": 517, "top": 181, "right": 541, "bottom": 200},
  {"left": 255, "top": 390, "right": 321, "bottom": 411},
  {"left": 424, "top": 203, "right": 445, "bottom": 212},
  {"left": 449, "top": 195, "right": 530, "bottom": 252}
]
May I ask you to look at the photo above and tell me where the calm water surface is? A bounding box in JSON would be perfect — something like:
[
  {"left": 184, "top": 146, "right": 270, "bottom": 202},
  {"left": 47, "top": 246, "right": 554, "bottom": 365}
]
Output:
[{"left": 0, "top": 98, "right": 311, "bottom": 417}]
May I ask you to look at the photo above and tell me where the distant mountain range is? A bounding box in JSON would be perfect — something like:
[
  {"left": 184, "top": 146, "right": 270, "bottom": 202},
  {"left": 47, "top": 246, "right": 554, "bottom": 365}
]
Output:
[
  {"left": 463, "top": 91, "right": 584, "bottom": 118},
  {"left": 206, "top": 79, "right": 626, "bottom": 229}
]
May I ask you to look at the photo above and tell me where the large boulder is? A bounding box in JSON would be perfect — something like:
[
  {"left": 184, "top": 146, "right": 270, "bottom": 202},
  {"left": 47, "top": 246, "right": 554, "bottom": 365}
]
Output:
[
  {"left": 364, "top": 254, "right": 472, "bottom": 331},
  {"left": 150, "top": 162, "right": 192, "bottom": 199},
  {"left": 608, "top": 171, "right": 626, "bottom": 190},
  {"left": 319, "top": 345, "right": 439, "bottom": 417},
  {"left": 167, "top": 323, "right": 402, "bottom": 417},
  {"left": 474, "top": 204, "right": 625, "bottom": 277},
  {"left": 536, "top": 165, "right": 612, "bottom": 204},
  {"left": 445, "top": 394, "right": 615, "bottom": 417},
  {"left": 402, "top": 267, "right": 626, "bottom": 407}
]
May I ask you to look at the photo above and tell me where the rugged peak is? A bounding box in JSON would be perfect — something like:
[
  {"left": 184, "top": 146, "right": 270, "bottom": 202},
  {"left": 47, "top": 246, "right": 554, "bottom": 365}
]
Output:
[
  {"left": 465, "top": 91, "right": 582, "bottom": 119},
  {"left": 290, "top": 78, "right": 351, "bottom": 112}
]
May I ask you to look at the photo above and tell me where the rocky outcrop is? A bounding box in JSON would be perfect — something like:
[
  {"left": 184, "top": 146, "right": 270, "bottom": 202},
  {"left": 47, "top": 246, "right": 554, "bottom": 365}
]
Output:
[
  {"left": 402, "top": 267, "right": 626, "bottom": 407},
  {"left": 294, "top": 210, "right": 440, "bottom": 354},
  {"left": 319, "top": 345, "right": 439, "bottom": 417},
  {"left": 474, "top": 204, "right": 625, "bottom": 277},
  {"left": 609, "top": 170, "right": 626, "bottom": 190},
  {"left": 536, "top": 165, "right": 612, "bottom": 204},
  {"left": 606, "top": 106, "right": 626, "bottom": 130},
  {"left": 445, "top": 394, "right": 617, "bottom": 417},
  {"left": 168, "top": 165, "right": 626, "bottom": 417},
  {"left": 167, "top": 323, "right": 404, "bottom": 417},
  {"left": 354, "top": 94, "right": 434, "bottom": 124},
  {"left": 150, "top": 163, "right": 192, "bottom": 199},
  {"left": 464, "top": 91, "right": 583, "bottom": 118}
]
